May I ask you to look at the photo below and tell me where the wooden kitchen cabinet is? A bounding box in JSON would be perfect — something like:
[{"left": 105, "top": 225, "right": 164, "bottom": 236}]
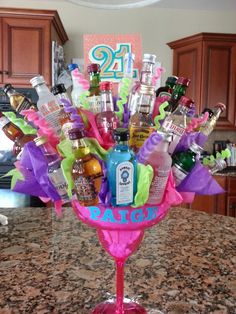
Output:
[
  {"left": 189, "top": 175, "right": 236, "bottom": 217},
  {"left": 0, "top": 8, "right": 68, "bottom": 87},
  {"left": 167, "top": 33, "right": 236, "bottom": 130}
]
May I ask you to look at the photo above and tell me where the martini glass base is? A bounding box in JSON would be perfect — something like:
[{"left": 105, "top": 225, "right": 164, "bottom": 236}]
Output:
[{"left": 91, "top": 301, "right": 147, "bottom": 314}]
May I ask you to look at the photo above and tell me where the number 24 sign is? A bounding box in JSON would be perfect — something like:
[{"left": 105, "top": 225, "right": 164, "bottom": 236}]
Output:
[{"left": 83, "top": 34, "right": 142, "bottom": 82}]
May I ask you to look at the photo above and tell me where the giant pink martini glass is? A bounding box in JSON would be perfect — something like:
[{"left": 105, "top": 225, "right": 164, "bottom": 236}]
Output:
[{"left": 72, "top": 200, "right": 170, "bottom": 314}]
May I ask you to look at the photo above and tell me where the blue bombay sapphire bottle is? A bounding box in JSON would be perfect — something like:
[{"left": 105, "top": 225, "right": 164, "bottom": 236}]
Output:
[{"left": 107, "top": 128, "right": 137, "bottom": 207}]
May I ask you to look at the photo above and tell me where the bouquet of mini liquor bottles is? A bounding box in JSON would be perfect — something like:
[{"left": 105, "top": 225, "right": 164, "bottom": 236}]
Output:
[{"left": 1, "top": 52, "right": 229, "bottom": 213}]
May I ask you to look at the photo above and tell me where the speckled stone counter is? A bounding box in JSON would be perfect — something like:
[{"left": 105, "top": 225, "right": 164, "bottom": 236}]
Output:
[{"left": 0, "top": 207, "right": 236, "bottom": 314}]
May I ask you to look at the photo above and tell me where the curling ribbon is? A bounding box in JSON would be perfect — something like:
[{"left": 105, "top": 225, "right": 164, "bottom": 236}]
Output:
[
  {"left": 71, "top": 68, "right": 90, "bottom": 90},
  {"left": 153, "top": 101, "right": 169, "bottom": 129},
  {"left": 203, "top": 148, "right": 231, "bottom": 166},
  {"left": 3, "top": 111, "right": 37, "bottom": 135},
  {"left": 59, "top": 98, "right": 84, "bottom": 128},
  {"left": 186, "top": 112, "right": 209, "bottom": 133},
  {"left": 152, "top": 66, "right": 165, "bottom": 86},
  {"left": 116, "top": 77, "right": 132, "bottom": 121},
  {"left": 21, "top": 109, "right": 59, "bottom": 148},
  {"left": 79, "top": 91, "right": 90, "bottom": 110}
]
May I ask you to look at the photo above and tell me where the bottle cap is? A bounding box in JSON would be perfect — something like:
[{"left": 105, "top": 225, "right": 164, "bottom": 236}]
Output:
[
  {"left": 157, "top": 131, "right": 172, "bottom": 143},
  {"left": 189, "top": 142, "right": 203, "bottom": 154},
  {"left": 176, "top": 77, "right": 191, "bottom": 87},
  {"left": 215, "top": 102, "right": 226, "bottom": 113},
  {"left": 30, "top": 76, "right": 46, "bottom": 88},
  {"left": 100, "top": 81, "right": 113, "bottom": 91},
  {"left": 87, "top": 63, "right": 100, "bottom": 74},
  {"left": 178, "top": 96, "right": 194, "bottom": 108},
  {"left": 67, "top": 63, "right": 78, "bottom": 72},
  {"left": 143, "top": 54, "right": 156, "bottom": 64},
  {"left": 51, "top": 84, "right": 66, "bottom": 95},
  {"left": 166, "top": 76, "right": 178, "bottom": 85},
  {"left": 3, "top": 84, "right": 13, "bottom": 94},
  {"left": 34, "top": 136, "right": 48, "bottom": 146},
  {"left": 68, "top": 128, "right": 85, "bottom": 140},
  {"left": 113, "top": 128, "right": 129, "bottom": 142}
]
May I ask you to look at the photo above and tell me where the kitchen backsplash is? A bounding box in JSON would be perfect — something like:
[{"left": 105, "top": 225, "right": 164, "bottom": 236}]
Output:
[{"left": 204, "top": 130, "right": 236, "bottom": 153}]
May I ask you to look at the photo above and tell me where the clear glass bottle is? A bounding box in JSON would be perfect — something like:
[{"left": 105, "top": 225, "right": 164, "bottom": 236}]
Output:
[
  {"left": 34, "top": 136, "right": 70, "bottom": 203},
  {"left": 142, "top": 132, "right": 172, "bottom": 205},
  {"left": 3, "top": 83, "right": 35, "bottom": 112},
  {"left": 51, "top": 83, "right": 74, "bottom": 139},
  {"left": 96, "top": 81, "right": 120, "bottom": 143},
  {"left": 129, "top": 84, "right": 156, "bottom": 153},
  {"left": 107, "top": 128, "right": 137, "bottom": 207},
  {"left": 140, "top": 53, "right": 156, "bottom": 86},
  {"left": 166, "top": 77, "right": 191, "bottom": 113},
  {"left": 30, "top": 75, "right": 62, "bottom": 136},
  {"left": 172, "top": 142, "right": 203, "bottom": 186},
  {"left": 156, "top": 75, "right": 178, "bottom": 98},
  {"left": 199, "top": 103, "right": 226, "bottom": 136},
  {"left": 87, "top": 63, "right": 101, "bottom": 113},
  {"left": 69, "top": 128, "right": 103, "bottom": 206},
  {"left": 162, "top": 96, "right": 194, "bottom": 154}
]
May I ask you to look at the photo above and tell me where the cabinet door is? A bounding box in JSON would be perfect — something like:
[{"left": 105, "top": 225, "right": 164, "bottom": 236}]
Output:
[
  {"left": 227, "top": 196, "right": 236, "bottom": 217},
  {"left": 2, "top": 17, "right": 51, "bottom": 87},
  {"left": 171, "top": 41, "right": 202, "bottom": 112},
  {"left": 201, "top": 41, "right": 236, "bottom": 129}
]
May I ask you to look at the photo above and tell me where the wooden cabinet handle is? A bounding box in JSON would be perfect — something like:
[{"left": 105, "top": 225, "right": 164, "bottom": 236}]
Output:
[{"left": 3, "top": 70, "right": 9, "bottom": 74}]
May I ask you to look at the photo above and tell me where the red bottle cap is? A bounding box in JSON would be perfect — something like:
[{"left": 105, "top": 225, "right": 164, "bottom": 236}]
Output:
[
  {"left": 176, "top": 77, "right": 191, "bottom": 87},
  {"left": 179, "top": 96, "right": 194, "bottom": 108},
  {"left": 87, "top": 63, "right": 101, "bottom": 74},
  {"left": 100, "top": 81, "right": 113, "bottom": 91}
]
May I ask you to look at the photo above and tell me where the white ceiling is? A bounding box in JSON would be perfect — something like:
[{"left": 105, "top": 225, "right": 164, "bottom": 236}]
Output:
[{"left": 154, "top": 0, "right": 236, "bottom": 10}]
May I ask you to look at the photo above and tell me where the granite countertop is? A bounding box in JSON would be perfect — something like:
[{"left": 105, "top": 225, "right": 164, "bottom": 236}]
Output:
[{"left": 0, "top": 207, "right": 236, "bottom": 314}]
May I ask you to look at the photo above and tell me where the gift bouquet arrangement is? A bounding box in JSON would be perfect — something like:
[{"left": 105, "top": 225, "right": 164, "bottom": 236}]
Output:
[{"left": 1, "top": 52, "right": 229, "bottom": 215}]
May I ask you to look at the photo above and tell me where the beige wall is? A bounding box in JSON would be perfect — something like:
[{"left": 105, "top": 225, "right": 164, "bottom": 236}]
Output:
[{"left": 1, "top": 0, "right": 236, "bottom": 83}]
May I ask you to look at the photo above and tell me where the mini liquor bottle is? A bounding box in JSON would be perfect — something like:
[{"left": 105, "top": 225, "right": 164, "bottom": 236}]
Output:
[
  {"left": 0, "top": 111, "right": 36, "bottom": 155},
  {"left": 142, "top": 132, "right": 172, "bottom": 205},
  {"left": 199, "top": 103, "right": 226, "bottom": 136},
  {"left": 129, "top": 84, "right": 156, "bottom": 153},
  {"left": 107, "top": 128, "right": 137, "bottom": 207},
  {"left": 140, "top": 53, "right": 156, "bottom": 86},
  {"left": 69, "top": 128, "right": 103, "bottom": 206},
  {"left": 166, "top": 77, "right": 191, "bottom": 113},
  {"left": 96, "top": 81, "right": 120, "bottom": 143},
  {"left": 155, "top": 75, "right": 178, "bottom": 98},
  {"left": 3, "top": 84, "right": 36, "bottom": 112},
  {"left": 172, "top": 142, "right": 203, "bottom": 186},
  {"left": 34, "top": 136, "right": 70, "bottom": 203},
  {"left": 87, "top": 63, "right": 101, "bottom": 113},
  {"left": 51, "top": 83, "right": 74, "bottom": 139},
  {"left": 30, "top": 75, "right": 62, "bottom": 136},
  {"left": 162, "top": 96, "right": 194, "bottom": 154}
]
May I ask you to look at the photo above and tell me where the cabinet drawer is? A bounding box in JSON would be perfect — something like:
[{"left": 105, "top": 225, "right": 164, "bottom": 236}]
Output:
[{"left": 227, "top": 177, "right": 236, "bottom": 195}]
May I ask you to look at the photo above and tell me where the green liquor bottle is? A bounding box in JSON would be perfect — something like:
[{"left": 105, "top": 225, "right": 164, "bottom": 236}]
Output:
[
  {"left": 172, "top": 142, "right": 203, "bottom": 186},
  {"left": 166, "top": 77, "right": 191, "bottom": 113}
]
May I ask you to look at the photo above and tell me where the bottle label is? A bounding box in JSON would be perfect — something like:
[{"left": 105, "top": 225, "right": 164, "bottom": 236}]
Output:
[
  {"left": 129, "top": 126, "right": 155, "bottom": 150},
  {"left": 16, "top": 97, "right": 33, "bottom": 112},
  {"left": 61, "top": 121, "right": 74, "bottom": 139},
  {"left": 48, "top": 168, "right": 69, "bottom": 201},
  {"left": 172, "top": 164, "right": 188, "bottom": 186},
  {"left": 40, "top": 101, "right": 62, "bottom": 136},
  {"left": 148, "top": 169, "right": 170, "bottom": 204},
  {"left": 87, "top": 95, "right": 101, "bottom": 114},
  {"left": 74, "top": 176, "right": 96, "bottom": 202},
  {"left": 116, "top": 161, "right": 134, "bottom": 205}
]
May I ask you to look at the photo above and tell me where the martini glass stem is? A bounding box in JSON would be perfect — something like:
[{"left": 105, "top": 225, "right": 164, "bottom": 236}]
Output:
[{"left": 116, "top": 259, "right": 125, "bottom": 314}]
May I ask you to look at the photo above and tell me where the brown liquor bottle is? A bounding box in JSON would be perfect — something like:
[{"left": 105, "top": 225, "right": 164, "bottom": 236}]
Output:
[{"left": 69, "top": 128, "right": 103, "bottom": 206}]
